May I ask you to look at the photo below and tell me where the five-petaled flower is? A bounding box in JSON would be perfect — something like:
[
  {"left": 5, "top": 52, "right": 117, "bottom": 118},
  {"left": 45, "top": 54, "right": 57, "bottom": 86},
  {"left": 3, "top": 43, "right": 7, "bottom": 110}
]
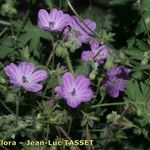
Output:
[
  {"left": 63, "top": 16, "right": 96, "bottom": 45},
  {"left": 38, "top": 8, "right": 70, "bottom": 32},
  {"left": 104, "top": 66, "right": 129, "bottom": 98},
  {"left": 81, "top": 40, "right": 109, "bottom": 63},
  {"left": 4, "top": 62, "right": 47, "bottom": 92},
  {"left": 55, "top": 72, "right": 93, "bottom": 108}
]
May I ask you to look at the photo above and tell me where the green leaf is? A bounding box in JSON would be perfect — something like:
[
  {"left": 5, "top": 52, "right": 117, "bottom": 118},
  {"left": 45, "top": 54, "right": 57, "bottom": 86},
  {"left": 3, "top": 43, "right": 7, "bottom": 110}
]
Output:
[
  {"left": 18, "top": 21, "right": 52, "bottom": 58},
  {"left": 0, "top": 36, "right": 14, "bottom": 59},
  {"left": 124, "top": 80, "right": 150, "bottom": 125}
]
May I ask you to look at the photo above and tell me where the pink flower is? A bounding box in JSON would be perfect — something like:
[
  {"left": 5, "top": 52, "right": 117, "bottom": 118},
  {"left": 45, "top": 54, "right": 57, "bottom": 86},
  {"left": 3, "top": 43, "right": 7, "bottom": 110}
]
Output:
[
  {"left": 55, "top": 72, "right": 93, "bottom": 108},
  {"left": 104, "top": 66, "right": 129, "bottom": 98},
  {"left": 4, "top": 62, "right": 47, "bottom": 92},
  {"left": 63, "top": 16, "right": 96, "bottom": 45},
  {"left": 38, "top": 9, "right": 70, "bottom": 32},
  {"left": 81, "top": 40, "right": 109, "bottom": 63}
]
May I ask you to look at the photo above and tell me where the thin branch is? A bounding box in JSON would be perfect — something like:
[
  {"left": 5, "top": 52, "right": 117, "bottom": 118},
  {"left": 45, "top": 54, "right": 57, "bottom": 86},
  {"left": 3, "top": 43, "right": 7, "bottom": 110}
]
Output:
[
  {"left": 0, "top": 99, "right": 15, "bottom": 116},
  {"left": 0, "top": 20, "right": 10, "bottom": 26}
]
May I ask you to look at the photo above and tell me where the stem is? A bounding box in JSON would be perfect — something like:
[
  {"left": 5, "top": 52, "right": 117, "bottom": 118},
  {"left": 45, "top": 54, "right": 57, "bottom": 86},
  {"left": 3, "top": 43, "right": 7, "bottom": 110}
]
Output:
[
  {"left": 67, "top": 117, "right": 72, "bottom": 135},
  {"left": 85, "top": 124, "right": 94, "bottom": 150},
  {"left": 0, "top": 27, "right": 8, "bottom": 37},
  {"left": 46, "top": 52, "right": 54, "bottom": 67},
  {"left": 91, "top": 101, "right": 145, "bottom": 108},
  {"left": 46, "top": 37, "right": 55, "bottom": 67},
  {"left": 66, "top": 0, "right": 101, "bottom": 42},
  {"left": 136, "top": 0, "right": 150, "bottom": 39},
  {"left": 0, "top": 99, "right": 15, "bottom": 116},
  {"left": 15, "top": 91, "right": 21, "bottom": 127},
  {"left": 66, "top": 55, "right": 74, "bottom": 74},
  {"left": 56, "top": 126, "right": 81, "bottom": 150},
  {"left": 0, "top": 20, "right": 10, "bottom": 26}
]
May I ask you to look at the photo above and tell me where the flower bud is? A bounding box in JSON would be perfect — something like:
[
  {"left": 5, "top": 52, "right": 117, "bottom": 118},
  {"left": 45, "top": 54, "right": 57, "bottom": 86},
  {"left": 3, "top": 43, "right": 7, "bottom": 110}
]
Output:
[
  {"left": 21, "top": 46, "right": 30, "bottom": 59},
  {"left": 55, "top": 45, "right": 68, "bottom": 58},
  {"left": 89, "top": 72, "right": 96, "bottom": 80},
  {"left": 0, "top": 76, "right": 6, "bottom": 84},
  {"left": 64, "top": 39, "right": 81, "bottom": 52},
  {"left": 1, "top": 0, "right": 17, "bottom": 17},
  {"left": 104, "top": 56, "right": 114, "bottom": 69}
]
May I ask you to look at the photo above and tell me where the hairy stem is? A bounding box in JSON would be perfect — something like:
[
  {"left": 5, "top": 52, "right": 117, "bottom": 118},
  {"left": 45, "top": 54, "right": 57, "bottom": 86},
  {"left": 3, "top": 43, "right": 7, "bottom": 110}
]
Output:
[
  {"left": 15, "top": 91, "right": 21, "bottom": 127},
  {"left": 66, "top": 0, "right": 100, "bottom": 42},
  {"left": 0, "top": 99, "right": 15, "bottom": 116},
  {"left": 91, "top": 101, "right": 145, "bottom": 108},
  {"left": 0, "top": 20, "right": 10, "bottom": 26},
  {"left": 66, "top": 55, "right": 74, "bottom": 74}
]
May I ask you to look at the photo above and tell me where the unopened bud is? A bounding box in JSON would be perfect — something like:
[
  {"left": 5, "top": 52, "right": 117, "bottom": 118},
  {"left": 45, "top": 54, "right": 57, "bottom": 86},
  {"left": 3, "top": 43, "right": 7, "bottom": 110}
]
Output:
[
  {"left": 22, "top": 46, "right": 30, "bottom": 59},
  {"left": 55, "top": 45, "right": 68, "bottom": 58}
]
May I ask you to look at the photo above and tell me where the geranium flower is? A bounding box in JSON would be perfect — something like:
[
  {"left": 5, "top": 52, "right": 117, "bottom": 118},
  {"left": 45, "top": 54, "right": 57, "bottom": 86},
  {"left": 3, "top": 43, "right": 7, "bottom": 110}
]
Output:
[
  {"left": 104, "top": 66, "right": 129, "bottom": 98},
  {"left": 63, "top": 16, "right": 96, "bottom": 45},
  {"left": 38, "top": 9, "right": 70, "bottom": 32},
  {"left": 55, "top": 72, "right": 93, "bottom": 108},
  {"left": 4, "top": 62, "right": 47, "bottom": 92},
  {"left": 107, "top": 66, "right": 129, "bottom": 78},
  {"left": 81, "top": 40, "right": 109, "bottom": 63}
]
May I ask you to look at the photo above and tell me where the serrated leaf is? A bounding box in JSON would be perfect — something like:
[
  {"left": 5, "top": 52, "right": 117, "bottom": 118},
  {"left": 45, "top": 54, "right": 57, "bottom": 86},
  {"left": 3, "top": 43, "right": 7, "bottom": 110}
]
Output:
[{"left": 0, "top": 36, "right": 14, "bottom": 58}]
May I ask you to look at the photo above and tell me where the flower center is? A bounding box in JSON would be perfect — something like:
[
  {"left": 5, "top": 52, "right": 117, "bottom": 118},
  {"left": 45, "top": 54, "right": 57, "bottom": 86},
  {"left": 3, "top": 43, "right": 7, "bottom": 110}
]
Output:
[
  {"left": 22, "top": 76, "right": 28, "bottom": 83},
  {"left": 71, "top": 88, "right": 76, "bottom": 96},
  {"left": 112, "top": 79, "right": 119, "bottom": 87},
  {"left": 49, "top": 22, "right": 55, "bottom": 29}
]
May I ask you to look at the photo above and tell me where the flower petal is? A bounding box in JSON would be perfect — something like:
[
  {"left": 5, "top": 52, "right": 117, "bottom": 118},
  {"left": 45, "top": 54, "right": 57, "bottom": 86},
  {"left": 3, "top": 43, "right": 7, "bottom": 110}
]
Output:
[
  {"left": 75, "top": 75, "right": 90, "bottom": 90},
  {"left": 81, "top": 51, "right": 93, "bottom": 62},
  {"left": 38, "top": 9, "right": 50, "bottom": 29},
  {"left": 24, "top": 83, "right": 43, "bottom": 92},
  {"left": 18, "top": 62, "right": 35, "bottom": 77},
  {"left": 66, "top": 99, "right": 81, "bottom": 108},
  {"left": 62, "top": 72, "right": 75, "bottom": 89},
  {"left": 82, "top": 19, "right": 96, "bottom": 34},
  {"left": 79, "top": 89, "right": 93, "bottom": 102},
  {"left": 4, "top": 63, "right": 22, "bottom": 86},
  {"left": 55, "top": 86, "right": 64, "bottom": 97},
  {"left": 30, "top": 70, "right": 47, "bottom": 83}
]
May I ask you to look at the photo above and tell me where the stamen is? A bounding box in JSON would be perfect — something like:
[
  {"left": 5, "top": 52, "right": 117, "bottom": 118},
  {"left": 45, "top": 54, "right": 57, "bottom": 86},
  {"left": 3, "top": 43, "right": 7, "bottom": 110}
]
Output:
[
  {"left": 71, "top": 88, "right": 76, "bottom": 96},
  {"left": 49, "top": 22, "right": 55, "bottom": 29},
  {"left": 22, "top": 76, "right": 28, "bottom": 83}
]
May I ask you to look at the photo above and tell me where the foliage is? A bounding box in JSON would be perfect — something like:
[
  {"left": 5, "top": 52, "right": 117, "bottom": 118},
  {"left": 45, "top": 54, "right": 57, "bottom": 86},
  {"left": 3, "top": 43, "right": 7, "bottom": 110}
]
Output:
[{"left": 0, "top": 0, "right": 150, "bottom": 150}]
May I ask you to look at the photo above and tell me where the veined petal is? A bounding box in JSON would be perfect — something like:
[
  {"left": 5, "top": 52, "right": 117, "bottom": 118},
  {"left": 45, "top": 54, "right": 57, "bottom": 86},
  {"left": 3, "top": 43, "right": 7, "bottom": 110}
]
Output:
[
  {"left": 18, "top": 62, "right": 35, "bottom": 77},
  {"left": 79, "top": 89, "right": 93, "bottom": 102},
  {"left": 55, "top": 86, "right": 64, "bottom": 97},
  {"left": 24, "top": 83, "right": 43, "bottom": 92},
  {"left": 30, "top": 70, "right": 47, "bottom": 83},
  {"left": 62, "top": 72, "right": 75, "bottom": 89},
  {"left": 38, "top": 9, "right": 50, "bottom": 29},
  {"left": 66, "top": 99, "right": 81, "bottom": 108},
  {"left": 81, "top": 51, "right": 93, "bottom": 61},
  {"left": 4, "top": 63, "right": 22, "bottom": 86},
  {"left": 82, "top": 19, "right": 96, "bottom": 34},
  {"left": 75, "top": 75, "right": 90, "bottom": 90},
  {"left": 49, "top": 8, "right": 59, "bottom": 21}
]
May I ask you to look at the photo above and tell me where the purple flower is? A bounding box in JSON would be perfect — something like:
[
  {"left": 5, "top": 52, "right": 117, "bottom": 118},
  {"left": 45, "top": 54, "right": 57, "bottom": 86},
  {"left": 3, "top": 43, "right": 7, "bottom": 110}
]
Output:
[
  {"left": 4, "top": 62, "right": 47, "bottom": 92},
  {"left": 104, "top": 66, "right": 129, "bottom": 98},
  {"left": 38, "top": 9, "right": 70, "bottom": 32},
  {"left": 81, "top": 40, "right": 109, "bottom": 63},
  {"left": 107, "top": 66, "right": 129, "bottom": 78},
  {"left": 63, "top": 16, "right": 96, "bottom": 45},
  {"left": 55, "top": 72, "right": 93, "bottom": 108}
]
